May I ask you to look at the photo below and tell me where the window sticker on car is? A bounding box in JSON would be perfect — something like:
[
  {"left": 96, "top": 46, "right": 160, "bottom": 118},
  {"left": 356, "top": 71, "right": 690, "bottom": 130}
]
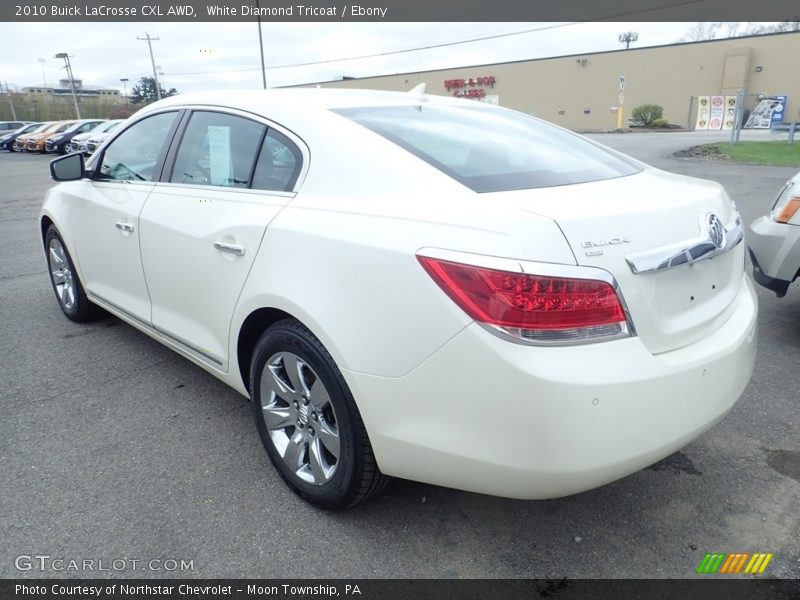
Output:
[{"left": 207, "top": 125, "right": 232, "bottom": 186}]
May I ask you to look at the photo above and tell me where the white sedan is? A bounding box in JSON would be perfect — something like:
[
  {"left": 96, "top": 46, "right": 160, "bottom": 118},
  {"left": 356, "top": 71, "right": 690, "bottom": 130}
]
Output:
[{"left": 42, "top": 89, "right": 757, "bottom": 509}]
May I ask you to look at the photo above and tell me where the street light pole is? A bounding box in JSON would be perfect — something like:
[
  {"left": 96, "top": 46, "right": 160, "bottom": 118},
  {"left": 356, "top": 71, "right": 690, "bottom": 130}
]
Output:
[
  {"left": 157, "top": 65, "right": 166, "bottom": 92},
  {"left": 37, "top": 58, "right": 47, "bottom": 87},
  {"left": 120, "top": 78, "right": 129, "bottom": 107},
  {"left": 137, "top": 32, "right": 162, "bottom": 101},
  {"left": 256, "top": 0, "right": 267, "bottom": 89},
  {"left": 54, "top": 52, "right": 81, "bottom": 119}
]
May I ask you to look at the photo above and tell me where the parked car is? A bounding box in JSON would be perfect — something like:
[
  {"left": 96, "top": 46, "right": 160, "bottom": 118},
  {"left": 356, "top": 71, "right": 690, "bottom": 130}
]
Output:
[
  {"left": 22, "top": 121, "right": 74, "bottom": 152},
  {"left": 45, "top": 119, "right": 105, "bottom": 154},
  {"left": 42, "top": 89, "right": 757, "bottom": 509},
  {"left": 14, "top": 121, "right": 56, "bottom": 151},
  {"left": 749, "top": 171, "right": 800, "bottom": 297},
  {"left": 67, "top": 119, "right": 124, "bottom": 155},
  {"left": 0, "top": 120, "right": 29, "bottom": 131},
  {"left": 83, "top": 120, "right": 126, "bottom": 155},
  {"left": 0, "top": 122, "right": 42, "bottom": 151}
]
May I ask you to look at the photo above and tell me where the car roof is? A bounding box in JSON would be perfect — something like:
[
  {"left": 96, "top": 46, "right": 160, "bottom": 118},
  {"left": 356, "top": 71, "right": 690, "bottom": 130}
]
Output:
[{"left": 141, "top": 87, "right": 475, "bottom": 116}]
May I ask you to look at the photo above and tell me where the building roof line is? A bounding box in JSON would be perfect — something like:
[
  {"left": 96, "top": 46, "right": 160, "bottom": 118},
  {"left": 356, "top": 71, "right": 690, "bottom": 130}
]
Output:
[{"left": 294, "top": 29, "right": 800, "bottom": 88}]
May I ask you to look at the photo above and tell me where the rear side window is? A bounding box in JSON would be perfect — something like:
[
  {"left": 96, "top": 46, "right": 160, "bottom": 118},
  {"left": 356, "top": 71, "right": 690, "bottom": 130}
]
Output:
[
  {"left": 170, "top": 111, "right": 265, "bottom": 188},
  {"left": 251, "top": 129, "right": 302, "bottom": 192},
  {"left": 335, "top": 105, "right": 641, "bottom": 192}
]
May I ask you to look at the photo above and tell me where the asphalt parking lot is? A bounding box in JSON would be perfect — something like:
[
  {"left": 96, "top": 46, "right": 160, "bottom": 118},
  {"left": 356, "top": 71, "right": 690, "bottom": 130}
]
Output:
[{"left": 1, "top": 132, "right": 799, "bottom": 579}]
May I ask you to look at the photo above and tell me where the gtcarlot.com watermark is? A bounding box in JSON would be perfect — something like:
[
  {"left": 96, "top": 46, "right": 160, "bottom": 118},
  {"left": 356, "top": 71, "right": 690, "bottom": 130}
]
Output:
[{"left": 14, "top": 554, "right": 194, "bottom": 573}]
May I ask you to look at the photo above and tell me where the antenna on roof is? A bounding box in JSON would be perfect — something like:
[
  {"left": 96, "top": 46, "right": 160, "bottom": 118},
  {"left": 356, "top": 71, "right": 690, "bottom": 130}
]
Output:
[{"left": 409, "top": 82, "right": 426, "bottom": 97}]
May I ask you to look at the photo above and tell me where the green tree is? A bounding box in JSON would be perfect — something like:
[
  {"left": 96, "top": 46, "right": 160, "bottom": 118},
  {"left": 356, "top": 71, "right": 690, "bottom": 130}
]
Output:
[{"left": 130, "top": 76, "right": 177, "bottom": 105}]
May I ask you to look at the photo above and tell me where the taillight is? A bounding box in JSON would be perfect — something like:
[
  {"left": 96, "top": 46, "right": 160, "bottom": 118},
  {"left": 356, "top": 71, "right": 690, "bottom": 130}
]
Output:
[{"left": 418, "top": 255, "right": 632, "bottom": 344}]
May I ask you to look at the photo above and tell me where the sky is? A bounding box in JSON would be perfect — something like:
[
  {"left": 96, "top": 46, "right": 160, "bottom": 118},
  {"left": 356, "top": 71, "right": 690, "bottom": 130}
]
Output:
[{"left": 0, "top": 22, "right": 779, "bottom": 94}]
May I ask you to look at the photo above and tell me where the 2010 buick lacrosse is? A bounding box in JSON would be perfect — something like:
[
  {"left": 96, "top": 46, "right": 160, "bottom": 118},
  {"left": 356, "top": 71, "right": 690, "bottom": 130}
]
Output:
[{"left": 41, "top": 88, "right": 757, "bottom": 508}]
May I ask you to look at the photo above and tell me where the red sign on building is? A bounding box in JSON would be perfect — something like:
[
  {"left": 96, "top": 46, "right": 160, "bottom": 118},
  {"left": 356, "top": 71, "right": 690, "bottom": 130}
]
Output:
[{"left": 444, "top": 76, "right": 497, "bottom": 98}]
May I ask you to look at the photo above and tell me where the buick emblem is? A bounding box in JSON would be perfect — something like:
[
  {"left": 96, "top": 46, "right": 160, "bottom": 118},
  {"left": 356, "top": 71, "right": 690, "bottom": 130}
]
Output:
[{"left": 707, "top": 214, "right": 725, "bottom": 249}]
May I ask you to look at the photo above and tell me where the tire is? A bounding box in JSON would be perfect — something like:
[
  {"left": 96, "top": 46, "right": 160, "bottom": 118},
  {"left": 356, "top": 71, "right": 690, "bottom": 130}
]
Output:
[
  {"left": 250, "top": 319, "right": 388, "bottom": 509},
  {"left": 45, "top": 225, "right": 102, "bottom": 323}
]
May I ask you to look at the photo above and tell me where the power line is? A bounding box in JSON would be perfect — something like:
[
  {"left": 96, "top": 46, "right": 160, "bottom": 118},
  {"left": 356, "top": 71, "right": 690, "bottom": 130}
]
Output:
[{"left": 169, "top": 22, "right": 579, "bottom": 76}]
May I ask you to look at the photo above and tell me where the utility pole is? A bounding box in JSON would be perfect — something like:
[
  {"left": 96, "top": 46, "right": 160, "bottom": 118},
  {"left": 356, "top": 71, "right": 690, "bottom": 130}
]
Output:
[
  {"left": 3, "top": 82, "right": 17, "bottom": 120},
  {"left": 137, "top": 32, "right": 162, "bottom": 101},
  {"left": 256, "top": 0, "right": 267, "bottom": 89},
  {"left": 54, "top": 52, "right": 81, "bottom": 119}
]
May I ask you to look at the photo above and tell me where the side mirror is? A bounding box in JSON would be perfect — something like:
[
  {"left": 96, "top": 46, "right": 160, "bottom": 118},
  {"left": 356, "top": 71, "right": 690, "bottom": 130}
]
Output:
[{"left": 50, "top": 152, "right": 85, "bottom": 181}]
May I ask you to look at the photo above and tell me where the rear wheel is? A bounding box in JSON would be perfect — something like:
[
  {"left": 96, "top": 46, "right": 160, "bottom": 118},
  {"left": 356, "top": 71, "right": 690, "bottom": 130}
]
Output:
[
  {"left": 250, "top": 319, "right": 388, "bottom": 509},
  {"left": 45, "top": 225, "right": 101, "bottom": 322}
]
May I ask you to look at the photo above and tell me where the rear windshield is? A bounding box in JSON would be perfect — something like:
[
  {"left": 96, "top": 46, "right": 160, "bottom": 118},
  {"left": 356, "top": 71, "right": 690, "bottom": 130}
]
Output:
[{"left": 334, "top": 105, "right": 640, "bottom": 193}]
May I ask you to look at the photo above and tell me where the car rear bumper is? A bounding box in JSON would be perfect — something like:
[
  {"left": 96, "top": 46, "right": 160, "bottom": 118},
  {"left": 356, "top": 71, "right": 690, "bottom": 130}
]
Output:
[{"left": 347, "top": 274, "right": 757, "bottom": 499}]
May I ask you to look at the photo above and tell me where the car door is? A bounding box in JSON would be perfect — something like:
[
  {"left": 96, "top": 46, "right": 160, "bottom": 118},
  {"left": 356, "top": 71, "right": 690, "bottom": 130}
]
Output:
[
  {"left": 139, "top": 109, "right": 304, "bottom": 371},
  {"left": 68, "top": 110, "right": 181, "bottom": 322}
]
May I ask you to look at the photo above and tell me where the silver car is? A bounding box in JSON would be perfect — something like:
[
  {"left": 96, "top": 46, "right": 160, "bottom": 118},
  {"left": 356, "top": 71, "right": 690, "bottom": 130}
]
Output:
[
  {"left": 67, "top": 119, "right": 124, "bottom": 155},
  {"left": 749, "top": 172, "right": 800, "bottom": 297}
]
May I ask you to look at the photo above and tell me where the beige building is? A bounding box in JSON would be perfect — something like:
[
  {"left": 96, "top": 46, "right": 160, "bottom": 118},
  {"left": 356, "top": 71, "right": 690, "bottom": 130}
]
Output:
[{"left": 305, "top": 31, "right": 799, "bottom": 131}]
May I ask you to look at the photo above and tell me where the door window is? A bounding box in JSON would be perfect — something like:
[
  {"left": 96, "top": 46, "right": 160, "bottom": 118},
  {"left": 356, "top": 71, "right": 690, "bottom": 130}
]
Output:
[
  {"left": 169, "top": 111, "right": 265, "bottom": 188},
  {"left": 98, "top": 112, "right": 178, "bottom": 182}
]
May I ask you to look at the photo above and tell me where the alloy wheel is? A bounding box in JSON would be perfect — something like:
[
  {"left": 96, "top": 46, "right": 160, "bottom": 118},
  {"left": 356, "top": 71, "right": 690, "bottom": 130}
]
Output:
[
  {"left": 48, "top": 237, "right": 76, "bottom": 311},
  {"left": 259, "top": 351, "right": 341, "bottom": 485}
]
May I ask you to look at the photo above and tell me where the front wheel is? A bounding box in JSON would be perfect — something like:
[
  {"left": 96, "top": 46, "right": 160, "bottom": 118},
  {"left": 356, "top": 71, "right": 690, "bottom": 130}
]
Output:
[
  {"left": 250, "top": 319, "right": 388, "bottom": 509},
  {"left": 45, "top": 225, "right": 101, "bottom": 322}
]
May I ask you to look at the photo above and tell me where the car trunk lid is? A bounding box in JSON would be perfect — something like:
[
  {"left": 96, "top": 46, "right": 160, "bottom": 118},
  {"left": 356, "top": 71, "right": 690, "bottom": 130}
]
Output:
[{"left": 494, "top": 169, "right": 745, "bottom": 354}]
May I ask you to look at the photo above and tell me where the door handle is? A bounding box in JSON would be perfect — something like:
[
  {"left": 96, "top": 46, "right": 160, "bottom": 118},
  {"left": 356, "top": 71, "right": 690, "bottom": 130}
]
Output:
[
  {"left": 115, "top": 221, "right": 135, "bottom": 233},
  {"left": 214, "top": 241, "right": 245, "bottom": 256}
]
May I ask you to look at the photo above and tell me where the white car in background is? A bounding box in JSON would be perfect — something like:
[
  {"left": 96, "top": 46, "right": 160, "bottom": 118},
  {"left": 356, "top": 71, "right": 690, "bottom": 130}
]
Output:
[
  {"left": 41, "top": 89, "right": 757, "bottom": 509},
  {"left": 66, "top": 119, "right": 125, "bottom": 155},
  {"left": 749, "top": 172, "right": 800, "bottom": 297},
  {"left": 82, "top": 119, "right": 126, "bottom": 155}
]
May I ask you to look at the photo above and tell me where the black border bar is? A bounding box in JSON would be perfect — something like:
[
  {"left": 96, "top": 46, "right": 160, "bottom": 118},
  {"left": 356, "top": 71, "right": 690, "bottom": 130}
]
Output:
[
  {"left": 3, "top": 0, "right": 800, "bottom": 22},
  {"left": 3, "top": 579, "right": 800, "bottom": 600}
]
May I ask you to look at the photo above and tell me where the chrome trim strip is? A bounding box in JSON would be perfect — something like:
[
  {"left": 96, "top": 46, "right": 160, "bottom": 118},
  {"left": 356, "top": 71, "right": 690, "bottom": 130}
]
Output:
[
  {"left": 416, "top": 247, "right": 637, "bottom": 345},
  {"left": 626, "top": 213, "right": 744, "bottom": 274},
  {"left": 156, "top": 328, "right": 225, "bottom": 367},
  {"left": 89, "top": 292, "right": 153, "bottom": 330},
  {"left": 88, "top": 292, "right": 225, "bottom": 367}
]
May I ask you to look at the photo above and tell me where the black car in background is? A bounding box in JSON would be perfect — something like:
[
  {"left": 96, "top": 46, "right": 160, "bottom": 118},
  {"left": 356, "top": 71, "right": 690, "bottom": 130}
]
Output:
[
  {"left": 0, "top": 122, "right": 43, "bottom": 152},
  {"left": 44, "top": 120, "right": 105, "bottom": 154}
]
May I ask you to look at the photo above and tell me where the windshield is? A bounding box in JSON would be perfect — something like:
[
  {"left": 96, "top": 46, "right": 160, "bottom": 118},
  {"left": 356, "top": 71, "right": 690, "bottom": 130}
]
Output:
[
  {"left": 335, "top": 105, "right": 640, "bottom": 193},
  {"left": 29, "top": 122, "right": 54, "bottom": 134}
]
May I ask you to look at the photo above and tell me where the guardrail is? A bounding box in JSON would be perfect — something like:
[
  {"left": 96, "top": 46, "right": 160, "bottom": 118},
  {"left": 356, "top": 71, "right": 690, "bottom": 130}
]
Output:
[{"left": 771, "top": 121, "right": 797, "bottom": 144}]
